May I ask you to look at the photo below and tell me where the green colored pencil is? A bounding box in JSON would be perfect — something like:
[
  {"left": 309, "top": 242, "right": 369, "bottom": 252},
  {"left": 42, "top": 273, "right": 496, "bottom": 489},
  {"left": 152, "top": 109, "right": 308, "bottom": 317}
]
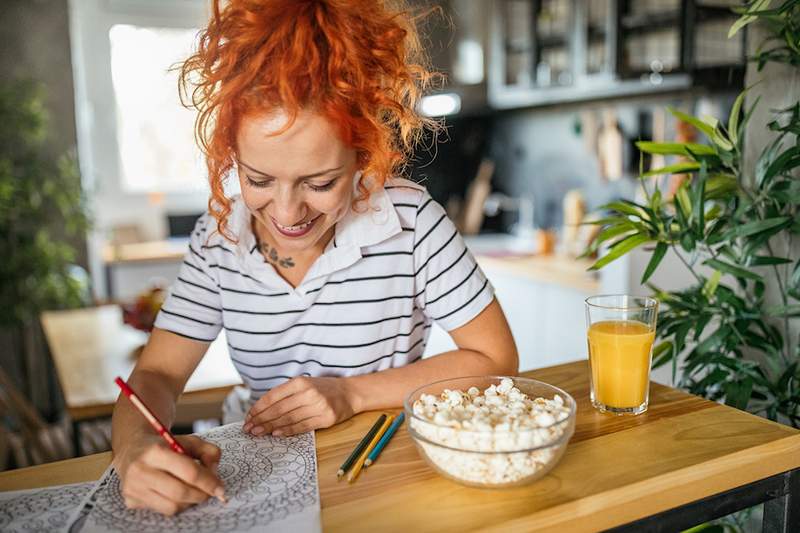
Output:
[{"left": 337, "top": 414, "right": 387, "bottom": 479}]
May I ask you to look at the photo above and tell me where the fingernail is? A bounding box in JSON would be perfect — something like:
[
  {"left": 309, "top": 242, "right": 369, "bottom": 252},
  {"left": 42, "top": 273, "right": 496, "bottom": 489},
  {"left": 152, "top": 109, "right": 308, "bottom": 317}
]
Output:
[
  {"left": 272, "top": 429, "right": 283, "bottom": 437},
  {"left": 214, "top": 487, "right": 227, "bottom": 503},
  {"left": 243, "top": 423, "right": 252, "bottom": 432},
  {"left": 252, "top": 426, "right": 264, "bottom": 435}
]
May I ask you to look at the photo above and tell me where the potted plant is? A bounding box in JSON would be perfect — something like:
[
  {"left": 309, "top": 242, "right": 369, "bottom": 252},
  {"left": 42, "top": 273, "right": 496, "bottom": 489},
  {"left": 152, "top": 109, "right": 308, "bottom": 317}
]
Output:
[
  {"left": 585, "top": 1, "right": 799, "bottom": 428},
  {"left": 0, "top": 79, "right": 90, "bottom": 411}
]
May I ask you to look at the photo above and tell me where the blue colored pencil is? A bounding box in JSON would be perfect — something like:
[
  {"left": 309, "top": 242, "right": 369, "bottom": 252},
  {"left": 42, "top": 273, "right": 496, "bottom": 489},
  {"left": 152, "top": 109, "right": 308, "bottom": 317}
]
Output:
[{"left": 364, "top": 412, "right": 405, "bottom": 467}]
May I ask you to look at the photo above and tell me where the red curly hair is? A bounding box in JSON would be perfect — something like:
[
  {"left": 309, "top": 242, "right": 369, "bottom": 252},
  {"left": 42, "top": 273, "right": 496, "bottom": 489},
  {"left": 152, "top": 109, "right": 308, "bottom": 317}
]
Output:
[{"left": 179, "top": 0, "right": 442, "bottom": 241}]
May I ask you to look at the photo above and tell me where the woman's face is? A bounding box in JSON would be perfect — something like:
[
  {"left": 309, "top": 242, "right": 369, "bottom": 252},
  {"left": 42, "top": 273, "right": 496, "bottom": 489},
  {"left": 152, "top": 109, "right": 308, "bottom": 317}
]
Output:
[{"left": 235, "top": 109, "right": 358, "bottom": 255}]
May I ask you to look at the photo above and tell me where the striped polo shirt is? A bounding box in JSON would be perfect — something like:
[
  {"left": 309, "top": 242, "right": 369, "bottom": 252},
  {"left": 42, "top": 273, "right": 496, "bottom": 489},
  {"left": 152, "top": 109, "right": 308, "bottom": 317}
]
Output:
[{"left": 153, "top": 178, "right": 495, "bottom": 401}]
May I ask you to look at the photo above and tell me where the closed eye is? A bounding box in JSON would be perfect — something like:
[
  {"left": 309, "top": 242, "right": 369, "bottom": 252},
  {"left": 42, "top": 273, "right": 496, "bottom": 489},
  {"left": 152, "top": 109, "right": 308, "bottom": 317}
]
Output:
[
  {"left": 306, "top": 178, "right": 338, "bottom": 192},
  {"left": 246, "top": 176, "right": 272, "bottom": 188}
]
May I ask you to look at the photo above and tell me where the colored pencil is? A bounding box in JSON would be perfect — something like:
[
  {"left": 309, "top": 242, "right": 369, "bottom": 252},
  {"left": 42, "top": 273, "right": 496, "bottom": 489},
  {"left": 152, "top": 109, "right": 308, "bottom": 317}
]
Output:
[
  {"left": 114, "top": 376, "right": 225, "bottom": 502},
  {"left": 347, "top": 415, "right": 394, "bottom": 483},
  {"left": 336, "top": 413, "right": 387, "bottom": 479},
  {"left": 364, "top": 412, "right": 404, "bottom": 467}
]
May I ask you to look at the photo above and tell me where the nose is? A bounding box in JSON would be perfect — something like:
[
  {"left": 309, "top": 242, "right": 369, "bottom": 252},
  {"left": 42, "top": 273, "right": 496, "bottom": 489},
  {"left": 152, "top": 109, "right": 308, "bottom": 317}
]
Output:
[{"left": 270, "top": 185, "right": 307, "bottom": 226}]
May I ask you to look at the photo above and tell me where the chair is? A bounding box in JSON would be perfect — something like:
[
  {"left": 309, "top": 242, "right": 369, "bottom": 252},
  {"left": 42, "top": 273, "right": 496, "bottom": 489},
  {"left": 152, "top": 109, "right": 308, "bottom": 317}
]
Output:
[{"left": 0, "top": 367, "right": 111, "bottom": 469}]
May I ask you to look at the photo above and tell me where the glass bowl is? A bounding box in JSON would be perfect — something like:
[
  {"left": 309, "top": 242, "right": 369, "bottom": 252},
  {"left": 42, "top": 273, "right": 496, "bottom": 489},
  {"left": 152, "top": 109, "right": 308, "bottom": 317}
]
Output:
[{"left": 404, "top": 376, "right": 576, "bottom": 488}]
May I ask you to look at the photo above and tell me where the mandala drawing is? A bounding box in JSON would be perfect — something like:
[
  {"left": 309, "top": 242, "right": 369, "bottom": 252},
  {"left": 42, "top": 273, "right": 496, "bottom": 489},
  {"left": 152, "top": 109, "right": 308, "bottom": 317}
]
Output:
[
  {"left": 0, "top": 482, "right": 93, "bottom": 533},
  {"left": 67, "top": 424, "right": 320, "bottom": 533}
]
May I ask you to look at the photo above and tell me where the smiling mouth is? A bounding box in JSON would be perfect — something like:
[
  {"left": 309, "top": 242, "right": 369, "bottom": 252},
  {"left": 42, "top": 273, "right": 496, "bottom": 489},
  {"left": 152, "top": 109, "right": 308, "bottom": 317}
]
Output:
[{"left": 271, "top": 215, "right": 321, "bottom": 237}]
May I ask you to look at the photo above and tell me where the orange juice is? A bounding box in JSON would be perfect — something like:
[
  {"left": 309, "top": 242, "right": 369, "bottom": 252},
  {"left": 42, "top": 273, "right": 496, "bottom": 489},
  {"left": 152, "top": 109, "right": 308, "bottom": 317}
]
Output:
[{"left": 587, "top": 320, "right": 655, "bottom": 409}]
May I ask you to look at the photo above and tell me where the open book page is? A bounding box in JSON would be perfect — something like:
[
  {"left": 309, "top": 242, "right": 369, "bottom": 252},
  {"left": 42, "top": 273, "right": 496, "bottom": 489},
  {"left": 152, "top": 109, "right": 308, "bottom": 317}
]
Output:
[
  {"left": 0, "top": 481, "right": 93, "bottom": 532},
  {"left": 66, "top": 423, "right": 320, "bottom": 533}
]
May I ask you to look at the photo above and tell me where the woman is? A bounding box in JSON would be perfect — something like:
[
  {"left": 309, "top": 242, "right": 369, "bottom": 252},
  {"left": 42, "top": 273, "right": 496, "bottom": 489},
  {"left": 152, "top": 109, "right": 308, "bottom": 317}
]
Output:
[{"left": 112, "top": 0, "right": 518, "bottom": 516}]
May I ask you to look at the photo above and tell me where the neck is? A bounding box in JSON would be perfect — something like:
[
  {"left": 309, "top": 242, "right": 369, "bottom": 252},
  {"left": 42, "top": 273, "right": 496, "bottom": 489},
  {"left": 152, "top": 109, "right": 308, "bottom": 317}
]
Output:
[{"left": 250, "top": 216, "right": 333, "bottom": 268}]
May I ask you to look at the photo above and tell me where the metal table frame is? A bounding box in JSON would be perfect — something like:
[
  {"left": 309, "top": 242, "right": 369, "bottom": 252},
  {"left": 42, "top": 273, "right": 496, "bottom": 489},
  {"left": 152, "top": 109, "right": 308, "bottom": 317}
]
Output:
[{"left": 611, "top": 468, "right": 800, "bottom": 532}]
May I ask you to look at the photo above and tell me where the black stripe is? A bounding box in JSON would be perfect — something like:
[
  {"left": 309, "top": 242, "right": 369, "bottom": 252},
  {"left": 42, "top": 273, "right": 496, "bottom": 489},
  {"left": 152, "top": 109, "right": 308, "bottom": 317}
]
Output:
[
  {"left": 426, "top": 263, "right": 479, "bottom": 306},
  {"left": 159, "top": 307, "right": 219, "bottom": 326},
  {"left": 238, "top": 372, "right": 311, "bottom": 386},
  {"left": 188, "top": 244, "right": 205, "bottom": 261},
  {"left": 250, "top": 243, "right": 258, "bottom": 254},
  {"left": 201, "top": 243, "right": 235, "bottom": 255},
  {"left": 231, "top": 332, "right": 429, "bottom": 370},
  {"left": 177, "top": 276, "right": 219, "bottom": 295},
  {"left": 172, "top": 293, "right": 222, "bottom": 312},
  {"left": 159, "top": 328, "right": 217, "bottom": 343},
  {"left": 414, "top": 229, "right": 458, "bottom": 276},
  {"left": 314, "top": 290, "right": 424, "bottom": 306},
  {"left": 433, "top": 279, "right": 490, "bottom": 321},
  {"left": 207, "top": 263, "right": 263, "bottom": 283},
  {"left": 182, "top": 260, "right": 216, "bottom": 283},
  {"left": 225, "top": 312, "right": 415, "bottom": 335},
  {"left": 304, "top": 272, "right": 415, "bottom": 295},
  {"left": 223, "top": 305, "right": 306, "bottom": 316},
  {"left": 426, "top": 246, "right": 468, "bottom": 286},
  {"left": 414, "top": 213, "right": 445, "bottom": 250},
  {"left": 393, "top": 203, "right": 417, "bottom": 209},
  {"left": 219, "top": 285, "right": 289, "bottom": 297},
  {"left": 230, "top": 320, "right": 425, "bottom": 353},
  {"left": 416, "top": 197, "right": 434, "bottom": 215},
  {"left": 362, "top": 250, "right": 413, "bottom": 257},
  {"left": 401, "top": 227, "right": 413, "bottom": 232}
]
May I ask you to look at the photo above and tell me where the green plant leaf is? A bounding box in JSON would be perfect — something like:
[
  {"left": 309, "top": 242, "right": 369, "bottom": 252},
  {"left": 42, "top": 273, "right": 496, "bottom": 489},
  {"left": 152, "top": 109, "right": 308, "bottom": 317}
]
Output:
[
  {"left": 724, "top": 377, "right": 754, "bottom": 410},
  {"left": 762, "top": 146, "right": 800, "bottom": 185},
  {"left": 635, "top": 141, "right": 717, "bottom": 157},
  {"left": 704, "top": 259, "right": 763, "bottom": 281},
  {"left": 641, "top": 242, "right": 668, "bottom": 284},
  {"left": 589, "top": 233, "right": 650, "bottom": 271},
  {"left": 729, "top": 0, "right": 773, "bottom": 38},
  {"left": 652, "top": 341, "right": 674, "bottom": 369},
  {"left": 641, "top": 162, "right": 701, "bottom": 178},
  {"left": 703, "top": 270, "right": 722, "bottom": 299},
  {"left": 668, "top": 107, "right": 716, "bottom": 138},
  {"left": 748, "top": 255, "right": 793, "bottom": 266},
  {"left": 735, "top": 216, "right": 791, "bottom": 238},
  {"left": 728, "top": 90, "right": 747, "bottom": 146}
]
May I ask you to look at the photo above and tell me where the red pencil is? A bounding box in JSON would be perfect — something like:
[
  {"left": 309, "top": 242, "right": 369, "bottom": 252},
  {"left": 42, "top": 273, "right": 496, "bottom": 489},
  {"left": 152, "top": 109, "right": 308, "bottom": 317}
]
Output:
[
  {"left": 114, "top": 376, "right": 187, "bottom": 455},
  {"left": 114, "top": 376, "right": 226, "bottom": 503}
]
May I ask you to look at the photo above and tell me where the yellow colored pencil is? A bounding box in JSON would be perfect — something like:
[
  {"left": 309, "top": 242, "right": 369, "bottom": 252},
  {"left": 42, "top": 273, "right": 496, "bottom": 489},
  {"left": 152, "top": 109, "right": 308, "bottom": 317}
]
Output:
[{"left": 347, "top": 414, "right": 394, "bottom": 483}]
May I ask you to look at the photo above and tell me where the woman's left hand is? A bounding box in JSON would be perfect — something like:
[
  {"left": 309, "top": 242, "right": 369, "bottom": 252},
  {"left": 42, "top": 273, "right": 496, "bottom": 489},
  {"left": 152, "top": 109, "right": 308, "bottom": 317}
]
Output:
[{"left": 243, "top": 376, "right": 358, "bottom": 437}]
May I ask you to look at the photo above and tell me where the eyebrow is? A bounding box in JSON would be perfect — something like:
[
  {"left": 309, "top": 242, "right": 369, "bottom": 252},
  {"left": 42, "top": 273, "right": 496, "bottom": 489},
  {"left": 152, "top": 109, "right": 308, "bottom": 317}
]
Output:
[{"left": 237, "top": 160, "right": 344, "bottom": 180}]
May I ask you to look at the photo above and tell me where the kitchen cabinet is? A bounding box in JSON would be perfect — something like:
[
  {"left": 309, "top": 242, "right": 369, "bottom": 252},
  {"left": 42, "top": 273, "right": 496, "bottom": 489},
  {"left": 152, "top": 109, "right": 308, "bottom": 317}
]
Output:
[{"left": 488, "top": 0, "right": 745, "bottom": 110}]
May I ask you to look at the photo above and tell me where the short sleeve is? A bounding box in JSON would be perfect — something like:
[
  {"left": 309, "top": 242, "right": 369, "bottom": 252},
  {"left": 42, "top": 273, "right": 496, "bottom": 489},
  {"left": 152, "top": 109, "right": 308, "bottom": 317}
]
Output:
[
  {"left": 153, "top": 214, "right": 223, "bottom": 342},
  {"left": 413, "top": 192, "right": 495, "bottom": 331}
]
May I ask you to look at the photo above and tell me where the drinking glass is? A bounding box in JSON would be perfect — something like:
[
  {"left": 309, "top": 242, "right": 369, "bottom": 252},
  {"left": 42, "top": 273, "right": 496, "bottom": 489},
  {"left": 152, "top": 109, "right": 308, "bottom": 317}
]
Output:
[{"left": 585, "top": 295, "right": 658, "bottom": 415}]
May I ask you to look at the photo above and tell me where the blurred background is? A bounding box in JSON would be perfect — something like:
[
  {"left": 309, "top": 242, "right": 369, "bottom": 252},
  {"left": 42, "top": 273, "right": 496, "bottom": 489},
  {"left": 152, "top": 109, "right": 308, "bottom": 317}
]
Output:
[{"left": 0, "top": 0, "right": 766, "bottom": 469}]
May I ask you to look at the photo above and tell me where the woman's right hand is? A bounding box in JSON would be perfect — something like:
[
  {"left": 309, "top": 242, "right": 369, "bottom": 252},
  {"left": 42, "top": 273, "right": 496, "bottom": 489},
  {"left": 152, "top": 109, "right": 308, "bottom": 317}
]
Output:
[{"left": 115, "top": 434, "right": 225, "bottom": 516}]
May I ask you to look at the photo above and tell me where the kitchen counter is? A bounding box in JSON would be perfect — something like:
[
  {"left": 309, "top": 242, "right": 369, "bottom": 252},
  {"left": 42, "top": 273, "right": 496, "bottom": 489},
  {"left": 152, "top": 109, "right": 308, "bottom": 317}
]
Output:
[{"left": 474, "top": 253, "right": 600, "bottom": 293}]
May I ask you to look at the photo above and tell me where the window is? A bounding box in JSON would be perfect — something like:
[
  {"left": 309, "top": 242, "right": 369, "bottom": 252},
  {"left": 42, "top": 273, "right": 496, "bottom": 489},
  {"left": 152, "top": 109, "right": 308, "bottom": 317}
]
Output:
[{"left": 109, "top": 24, "right": 205, "bottom": 193}]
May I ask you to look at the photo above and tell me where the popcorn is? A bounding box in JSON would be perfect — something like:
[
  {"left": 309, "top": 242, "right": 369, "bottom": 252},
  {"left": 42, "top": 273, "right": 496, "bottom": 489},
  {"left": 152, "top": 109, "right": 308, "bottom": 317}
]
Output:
[{"left": 409, "top": 378, "right": 573, "bottom": 486}]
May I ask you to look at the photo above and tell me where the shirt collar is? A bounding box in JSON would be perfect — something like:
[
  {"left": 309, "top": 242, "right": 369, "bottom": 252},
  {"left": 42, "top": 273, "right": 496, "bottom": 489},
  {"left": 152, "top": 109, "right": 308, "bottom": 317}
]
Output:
[{"left": 332, "top": 185, "right": 402, "bottom": 249}]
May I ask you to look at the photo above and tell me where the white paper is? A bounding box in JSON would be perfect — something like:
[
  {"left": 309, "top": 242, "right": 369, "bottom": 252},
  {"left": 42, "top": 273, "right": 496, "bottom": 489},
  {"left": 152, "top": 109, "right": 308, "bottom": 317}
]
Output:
[
  {"left": 66, "top": 423, "right": 321, "bottom": 533},
  {"left": 0, "top": 481, "right": 93, "bottom": 532}
]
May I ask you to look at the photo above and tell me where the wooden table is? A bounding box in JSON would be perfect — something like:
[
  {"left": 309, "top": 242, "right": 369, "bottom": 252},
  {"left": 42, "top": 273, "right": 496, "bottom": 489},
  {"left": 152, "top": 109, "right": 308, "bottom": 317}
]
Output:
[
  {"left": 102, "top": 239, "right": 189, "bottom": 299},
  {"left": 2, "top": 361, "right": 798, "bottom": 531},
  {"left": 40, "top": 305, "right": 242, "bottom": 450}
]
